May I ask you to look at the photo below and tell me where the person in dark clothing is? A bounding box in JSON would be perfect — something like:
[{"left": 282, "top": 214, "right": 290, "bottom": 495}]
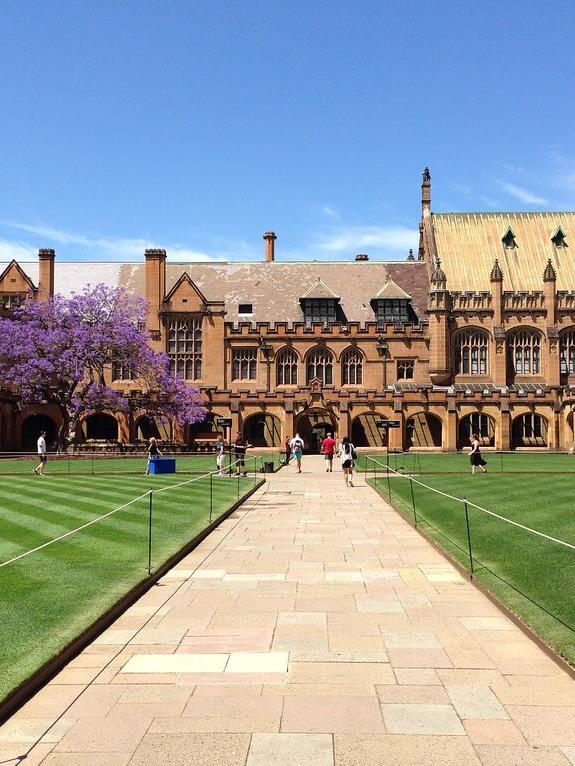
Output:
[
  {"left": 469, "top": 433, "right": 487, "bottom": 475},
  {"left": 145, "top": 437, "right": 162, "bottom": 475},
  {"left": 234, "top": 432, "right": 252, "bottom": 476},
  {"left": 284, "top": 436, "right": 291, "bottom": 465}
]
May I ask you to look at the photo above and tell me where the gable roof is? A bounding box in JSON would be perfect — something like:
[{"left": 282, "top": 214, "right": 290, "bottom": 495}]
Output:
[
  {"left": 373, "top": 276, "right": 411, "bottom": 300},
  {"left": 300, "top": 277, "right": 340, "bottom": 300},
  {"left": 428, "top": 212, "right": 575, "bottom": 291},
  {"left": 0, "top": 259, "right": 37, "bottom": 292}
]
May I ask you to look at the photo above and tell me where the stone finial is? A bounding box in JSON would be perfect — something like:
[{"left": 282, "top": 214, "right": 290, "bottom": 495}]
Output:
[
  {"left": 490, "top": 259, "right": 503, "bottom": 282},
  {"left": 407, "top": 248, "right": 415, "bottom": 261},
  {"left": 543, "top": 258, "right": 557, "bottom": 282},
  {"left": 431, "top": 258, "right": 447, "bottom": 287},
  {"left": 422, "top": 167, "right": 431, "bottom": 183},
  {"left": 421, "top": 167, "right": 431, "bottom": 218}
]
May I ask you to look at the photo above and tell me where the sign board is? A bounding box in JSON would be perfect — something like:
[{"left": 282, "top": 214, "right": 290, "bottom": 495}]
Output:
[
  {"left": 216, "top": 417, "right": 232, "bottom": 428},
  {"left": 376, "top": 419, "right": 401, "bottom": 429}
]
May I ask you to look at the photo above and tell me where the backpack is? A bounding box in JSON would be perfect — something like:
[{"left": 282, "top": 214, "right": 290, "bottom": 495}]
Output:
[{"left": 350, "top": 445, "right": 357, "bottom": 461}]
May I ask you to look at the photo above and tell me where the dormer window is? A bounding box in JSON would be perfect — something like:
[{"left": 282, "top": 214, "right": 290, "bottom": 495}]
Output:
[
  {"left": 299, "top": 277, "right": 340, "bottom": 326},
  {"left": 370, "top": 275, "right": 414, "bottom": 327},
  {"left": 502, "top": 226, "right": 516, "bottom": 249},
  {"left": 551, "top": 227, "right": 567, "bottom": 249}
]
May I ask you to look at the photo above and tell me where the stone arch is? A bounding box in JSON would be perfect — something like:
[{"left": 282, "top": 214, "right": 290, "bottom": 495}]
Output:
[
  {"left": 511, "top": 412, "right": 548, "bottom": 448},
  {"left": 351, "top": 412, "right": 387, "bottom": 447},
  {"left": 135, "top": 415, "right": 161, "bottom": 442},
  {"left": 188, "top": 413, "right": 220, "bottom": 444},
  {"left": 405, "top": 412, "right": 442, "bottom": 449},
  {"left": 243, "top": 412, "right": 281, "bottom": 447},
  {"left": 82, "top": 413, "right": 118, "bottom": 442},
  {"left": 295, "top": 408, "right": 337, "bottom": 453},
  {"left": 458, "top": 412, "right": 495, "bottom": 449},
  {"left": 21, "top": 414, "right": 58, "bottom": 451}
]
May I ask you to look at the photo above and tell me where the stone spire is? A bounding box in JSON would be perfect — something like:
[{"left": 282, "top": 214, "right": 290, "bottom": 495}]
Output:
[
  {"left": 421, "top": 167, "right": 431, "bottom": 218},
  {"left": 543, "top": 258, "right": 557, "bottom": 282},
  {"left": 490, "top": 259, "right": 503, "bottom": 282},
  {"left": 430, "top": 258, "right": 446, "bottom": 288}
]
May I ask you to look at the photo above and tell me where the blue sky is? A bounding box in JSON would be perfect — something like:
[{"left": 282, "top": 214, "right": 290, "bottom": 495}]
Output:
[{"left": 1, "top": 1, "right": 574, "bottom": 263}]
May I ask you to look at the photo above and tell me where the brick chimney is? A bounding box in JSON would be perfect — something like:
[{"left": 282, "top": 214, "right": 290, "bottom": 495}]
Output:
[
  {"left": 263, "top": 231, "right": 277, "bottom": 262},
  {"left": 145, "top": 248, "right": 166, "bottom": 335},
  {"left": 38, "top": 248, "right": 55, "bottom": 301},
  {"left": 355, "top": 253, "right": 369, "bottom": 262}
]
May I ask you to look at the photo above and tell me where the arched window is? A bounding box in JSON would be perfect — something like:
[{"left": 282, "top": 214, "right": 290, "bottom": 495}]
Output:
[
  {"left": 306, "top": 347, "right": 333, "bottom": 385},
  {"left": 560, "top": 330, "right": 575, "bottom": 375},
  {"left": 454, "top": 330, "right": 488, "bottom": 375},
  {"left": 507, "top": 330, "right": 541, "bottom": 375},
  {"left": 276, "top": 348, "right": 298, "bottom": 386},
  {"left": 341, "top": 347, "right": 363, "bottom": 385}
]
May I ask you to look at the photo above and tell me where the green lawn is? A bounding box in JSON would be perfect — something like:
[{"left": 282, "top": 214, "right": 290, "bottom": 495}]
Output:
[
  {"left": 0, "top": 461, "right": 264, "bottom": 704},
  {"left": 361, "top": 453, "right": 575, "bottom": 665},
  {"left": 0, "top": 450, "right": 282, "bottom": 476}
]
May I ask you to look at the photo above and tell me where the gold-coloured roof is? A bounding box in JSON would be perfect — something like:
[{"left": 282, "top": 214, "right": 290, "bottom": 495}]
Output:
[{"left": 431, "top": 212, "right": 575, "bottom": 291}]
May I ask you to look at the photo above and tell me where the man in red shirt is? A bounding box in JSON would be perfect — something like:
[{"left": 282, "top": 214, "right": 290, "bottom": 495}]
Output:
[{"left": 321, "top": 432, "right": 336, "bottom": 472}]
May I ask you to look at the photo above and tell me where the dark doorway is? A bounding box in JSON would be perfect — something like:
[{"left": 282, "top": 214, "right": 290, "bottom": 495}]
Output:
[
  {"left": 405, "top": 412, "right": 442, "bottom": 449},
  {"left": 243, "top": 414, "right": 281, "bottom": 447},
  {"left": 84, "top": 414, "right": 118, "bottom": 441},
  {"left": 21, "top": 414, "right": 57, "bottom": 451},
  {"left": 296, "top": 410, "right": 336, "bottom": 453}
]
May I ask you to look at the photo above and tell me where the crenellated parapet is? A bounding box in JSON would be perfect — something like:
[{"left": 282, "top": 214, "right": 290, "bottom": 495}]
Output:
[
  {"left": 225, "top": 319, "right": 427, "bottom": 337},
  {"left": 450, "top": 292, "right": 492, "bottom": 313},
  {"left": 503, "top": 291, "right": 545, "bottom": 311}
]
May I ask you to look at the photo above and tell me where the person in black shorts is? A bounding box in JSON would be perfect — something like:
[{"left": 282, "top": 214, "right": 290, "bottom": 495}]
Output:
[
  {"left": 145, "top": 437, "right": 162, "bottom": 475},
  {"left": 234, "top": 432, "right": 252, "bottom": 476}
]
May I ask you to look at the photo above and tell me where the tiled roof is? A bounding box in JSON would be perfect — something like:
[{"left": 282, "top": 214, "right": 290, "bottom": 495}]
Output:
[
  {"left": 429, "top": 212, "right": 575, "bottom": 291},
  {"left": 300, "top": 277, "right": 340, "bottom": 300},
  {"left": 373, "top": 276, "right": 411, "bottom": 300},
  {"left": 0, "top": 260, "right": 430, "bottom": 325}
]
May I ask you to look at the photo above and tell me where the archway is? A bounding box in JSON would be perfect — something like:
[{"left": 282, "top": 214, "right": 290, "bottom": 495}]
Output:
[
  {"left": 21, "top": 414, "right": 57, "bottom": 451},
  {"left": 188, "top": 413, "right": 220, "bottom": 446},
  {"left": 406, "top": 412, "right": 442, "bottom": 449},
  {"left": 511, "top": 412, "right": 548, "bottom": 448},
  {"left": 243, "top": 413, "right": 281, "bottom": 447},
  {"left": 351, "top": 412, "right": 388, "bottom": 447},
  {"left": 135, "top": 415, "right": 161, "bottom": 442},
  {"left": 458, "top": 412, "right": 495, "bottom": 449},
  {"left": 83, "top": 413, "right": 118, "bottom": 441},
  {"left": 295, "top": 409, "right": 337, "bottom": 453}
]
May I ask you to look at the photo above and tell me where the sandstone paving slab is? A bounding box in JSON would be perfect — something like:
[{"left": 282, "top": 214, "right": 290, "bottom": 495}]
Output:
[
  {"left": 247, "top": 733, "right": 334, "bottom": 766},
  {"left": 281, "top": 696, "right": 386, "bottom": 734},
  {"left": 505, "top": 705, "right": 575, "bottom": 746},
  {"left": 475, "top": 744, "right": 573, "bottom": 766},
  {"left": 12, "top": 685, "right": 85, "bottom": 719},
  {"left": 381, "top": 703, "right": 465, "bottom": 735},
  {"left": 65, "top": 685, "right": 127, "bottom": 718},
  {"left": 288, "top": 661, "right": 395, "bottom": 685},
  {"left": 0, "top": 717, "right": 75, "bottom": 744},
  {"left": 0, "top": 744, "right": 57, "bottom": 765},
  {"left": 127, "top": 732, "right": 251, "bottom": 766},
  {"left": 53, "top": 716, "right": 151, "bottom": 753},
  {"left": 375, "top": 684, "right": 449, "bottom": 704},
  {"left": 41, "top": 755, "right": 131, "bottom": 765},
  {"left": 446, "top": 685, "right": 509, "bottom": 719},
  {"left": 463, "top": 719, "right": 526, "bottom": 745},
  {"left": 192, "top": 683, "right": 263, "bottom": 695},
  {"left": 393, "top": 667, "right": 442, "bottom": 685},
  {"left": 333, "top": 733, "right": 482, "bottom": 766},
  {"left": 120, "top": 653, "right": 228, "bottom": 674},
  {"left": 149, "top": 716, "right": 280, "bottom": 733}
]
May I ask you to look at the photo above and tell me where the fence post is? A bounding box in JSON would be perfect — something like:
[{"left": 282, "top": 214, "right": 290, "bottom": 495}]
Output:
[
  {"left": 386, "top": 462, "right": 391, "bottom": 500},
  {"left": 209, "top": 472, "right": 213, "bottom": 522},
  {"left": 500, "top": 450, "right": 503, "bottom": 473},
  {"left": 254, "top": 457, "right": 257, "bottom": 488},
  {"left": 463, "top": 498, "right": 474, "bottom": 577},
  {"left": 409, "top": 476, "right": 417, "bottom": 526},
  {"left": 364, "top": 455, "right": 368, "bottom": 477},
  {"left": 147, "top": 488, "right": 153, "bottom": 576},
  {"left": 91, "top": 455, "right": 95, "bottom": 475},
  {"left": 237, "top": 466, "right": 240, "bottom": 500}
]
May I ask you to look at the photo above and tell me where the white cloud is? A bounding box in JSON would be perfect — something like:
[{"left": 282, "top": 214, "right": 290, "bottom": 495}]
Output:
[
  {"left": 321, "top": 205, "right": 341, "bottom": 221},
  {"left": 316, "top": 225, "right": 417, "bottom": 255},
  {"left": 0, "top": 222, "right": 226, "bottom": 262},
  {"left": 0, "top": 239, "right": 38, "bottom": 261},
  {"left": 497, "top": 181, "right": 548, "bottom": 206}
]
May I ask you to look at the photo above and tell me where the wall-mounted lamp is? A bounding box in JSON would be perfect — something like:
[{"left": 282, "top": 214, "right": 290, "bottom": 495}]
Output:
[{"left": 376, "top": 337, "right": 388, "bottom": 358}]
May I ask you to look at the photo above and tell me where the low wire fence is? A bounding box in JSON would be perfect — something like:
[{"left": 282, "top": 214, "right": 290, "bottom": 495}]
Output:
[
  {"left": 364, "top": 455, "right": 575, "bottom": 665},
  {"left": 0, "top": 456, "right": 265, "bottom": 703}
]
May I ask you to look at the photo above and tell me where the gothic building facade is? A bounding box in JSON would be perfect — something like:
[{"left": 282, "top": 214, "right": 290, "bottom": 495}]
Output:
[{"left": 1, "top": 170, "right": 575, "bottom": 452}]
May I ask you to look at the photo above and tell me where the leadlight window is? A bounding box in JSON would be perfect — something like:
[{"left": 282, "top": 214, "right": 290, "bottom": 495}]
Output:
[
  {"left": 454, "top": 330, "right": 488, "bottom": 375},
  {"left": 341, "top": 348, "right": 363, "bottom": 385},
  {"left": 232, "top": 348, "right": 257, "bottom": 380},
  {"left": 560, "top": 330, "right": 575, "bottom": 375},
  {"left": 303, "top": 300, "right": 337, "bottom": 324},
  {"left": 306, "top": 347, "right": 333, "bottom": 385},
  {"left": 167, "top": 317, "right": 202, "bottom": 380},
  {"left": 0, "top": 293, "right": 25, "bottom": 310},
  {"left": 507, "top": 330, "right": 541, "bottom": 375},
  {"left": 515, "top": 412, "right": 544, "bottom": 439},
  {"left": 112, "top": 360, "right": 136, "bottom": 381},
  {"left": 276, "top": 348, "right": 298, "bottom": 386},
  {"left": 376, "top": 300, "right": 409, "bottom": 324},
  {"left": 397, "top": 360, "right": 415, "bottom": 380}
]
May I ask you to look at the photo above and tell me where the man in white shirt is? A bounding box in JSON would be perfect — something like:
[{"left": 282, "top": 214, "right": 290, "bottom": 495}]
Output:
[
  {"left": 289, "top": 433, "right": 304, "bottom": 474},
  {"left": 33, "top": 431, "right": 47, "bottom": 476}
]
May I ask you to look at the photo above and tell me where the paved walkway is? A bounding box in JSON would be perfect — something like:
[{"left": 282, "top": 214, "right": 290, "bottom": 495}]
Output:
[{"left": 2, "top": 457, "right": 575, "bottom": 765}]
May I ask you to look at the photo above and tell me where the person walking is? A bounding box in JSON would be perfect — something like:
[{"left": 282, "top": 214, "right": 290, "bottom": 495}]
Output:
[
  {"left": 290, "top": 433, "right": 304, "bottom": 474},
  {"left": 339, "top": 435, "right": 356, "bottom": 486},
  {"left": 469, "top": 433, "right": 487, "bottom": 475},
  {"left": 321, "top": 432, "right": 336, "bottom": 472},
  {"left": 145, "top": 437, "right": 162, "bottom": 475},
  {"left": 234, "top": 432, "right": 252, "bottom": 476},
  {"left": 215, "top": 437, "right": 226, "bottom": 477},
  {"left": 284, "top": 436, "right": 291, "bottom": 466},
  {"left": 33, "top": 430, "right": 47, "bottom": 476}
]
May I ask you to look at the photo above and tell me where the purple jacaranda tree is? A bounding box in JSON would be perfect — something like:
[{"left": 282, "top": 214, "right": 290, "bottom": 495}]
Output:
[{"left": 0, "top": 284, "right": 206, "bottom": 443}]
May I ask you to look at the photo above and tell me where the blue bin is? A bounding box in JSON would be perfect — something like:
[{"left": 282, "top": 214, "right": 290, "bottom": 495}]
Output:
[{"left": 149, "top": 457, "right": 176, "bottom": 474}]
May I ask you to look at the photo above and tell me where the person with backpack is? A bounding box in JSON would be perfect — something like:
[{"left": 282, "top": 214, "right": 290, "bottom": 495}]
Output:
[
  {"left": 290, "top": 433, "right": 304, "bottom": 474},
  {"left": 339, "top": 435, "right": 356, "bottom": 486}
]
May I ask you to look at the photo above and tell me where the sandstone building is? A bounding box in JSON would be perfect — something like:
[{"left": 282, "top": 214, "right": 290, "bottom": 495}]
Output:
[{"left": 2, "top": 169, "right": 575, "bottom": 452}]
